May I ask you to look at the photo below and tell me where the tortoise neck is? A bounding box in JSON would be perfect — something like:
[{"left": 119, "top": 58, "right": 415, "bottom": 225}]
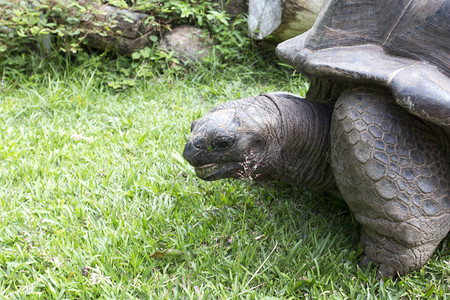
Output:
[{"left": 268, "top": 95, "right": 336, "bottom": 192}]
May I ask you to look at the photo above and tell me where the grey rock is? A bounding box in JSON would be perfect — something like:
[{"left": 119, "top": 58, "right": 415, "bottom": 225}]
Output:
[
  {"left": 81, "top": 2, "right": 157, "bottom": 55},
  {"left": 160, "top": 26, "right": 212, "bottom": 62}
]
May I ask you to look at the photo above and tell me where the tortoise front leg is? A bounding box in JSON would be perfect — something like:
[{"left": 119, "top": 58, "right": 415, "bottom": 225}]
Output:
[{"left": 330, "top": 87, "right": 450, "bottom": 277}]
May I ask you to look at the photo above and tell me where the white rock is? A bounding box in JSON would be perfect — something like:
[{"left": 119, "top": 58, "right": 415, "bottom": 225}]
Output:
[{"left": 248, "top": 0, "right": 324, "bottom": 41}]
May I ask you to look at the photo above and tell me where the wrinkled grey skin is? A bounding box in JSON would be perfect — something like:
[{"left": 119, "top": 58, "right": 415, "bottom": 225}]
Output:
[{"left": 183, "top": 92, "right": 336, "bottom": 191}]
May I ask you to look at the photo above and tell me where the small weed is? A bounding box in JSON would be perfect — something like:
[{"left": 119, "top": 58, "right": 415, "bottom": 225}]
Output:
[{"left": 237, "top": 150, "right": 261, "bottom": 181}]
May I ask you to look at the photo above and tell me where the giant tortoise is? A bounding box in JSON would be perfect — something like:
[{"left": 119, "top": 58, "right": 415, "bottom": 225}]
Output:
[{"left": 183, "top": 0, "right": 450, "bottom": 276}]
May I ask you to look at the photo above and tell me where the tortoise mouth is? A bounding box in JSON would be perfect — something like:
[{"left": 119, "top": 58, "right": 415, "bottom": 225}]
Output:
[{"left": 195, "top": 162, "right": 240, "bottom": 181}]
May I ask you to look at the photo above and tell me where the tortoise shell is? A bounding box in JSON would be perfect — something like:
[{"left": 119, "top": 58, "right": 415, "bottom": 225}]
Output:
[{"left": 276, "top": 0, "right": 450, "bottom": 133}]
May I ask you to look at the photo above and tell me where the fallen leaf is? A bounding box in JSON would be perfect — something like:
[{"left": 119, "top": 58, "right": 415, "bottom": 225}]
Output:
[
  {"left": 71, "top": 133, "right": 94, "bottom": 143},
  {"left": 151, "top": 249, "right": 184, "bottom": 258},
  {"left": 296, "top": 273, "right": 310, "bottom": 281},
  {"left": 225, "top": 236, "right": 234, "bottom": 245}
]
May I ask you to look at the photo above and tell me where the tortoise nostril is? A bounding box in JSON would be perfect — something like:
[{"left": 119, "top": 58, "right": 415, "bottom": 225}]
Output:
[
  {"left": 193, "top": 138, "right": 206, "bottom": 149},
  {"left": 183, "top": 141, "right": 201, "bottom": 165},
  {"left": 211, "top": 136, "right": 234, "bottom": 151}
]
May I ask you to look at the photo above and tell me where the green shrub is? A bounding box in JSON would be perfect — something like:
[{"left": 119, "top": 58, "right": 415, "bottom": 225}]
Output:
[{"left": 0, "top": 0, "right": 252, "bottom": 77}]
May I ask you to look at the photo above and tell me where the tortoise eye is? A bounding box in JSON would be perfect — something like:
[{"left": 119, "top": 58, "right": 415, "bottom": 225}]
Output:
[{"left": 211, "top": 136, "right": 234, "bottom": 151}]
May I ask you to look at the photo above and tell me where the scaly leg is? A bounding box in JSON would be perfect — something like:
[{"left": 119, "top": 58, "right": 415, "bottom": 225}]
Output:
[{"left": 330, "top": 87, "right": 450, "bottom": 276}]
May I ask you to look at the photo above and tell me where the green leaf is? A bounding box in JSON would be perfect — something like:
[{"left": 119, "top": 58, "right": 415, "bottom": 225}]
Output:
[
  {"left": 424, "top": 285, "right": 435, "bottom": 297},
  {"left": 140, "top": 47, "right": 152, "bottom": 59},
  {"left": 149, "top": 35, "right": 158, "bottom": 43},
  {"left": 131, "top": 52, "right": 141, "bottom": 60},
  {"left": 107, "top": 0, "right": 128, "bottom": 9}
]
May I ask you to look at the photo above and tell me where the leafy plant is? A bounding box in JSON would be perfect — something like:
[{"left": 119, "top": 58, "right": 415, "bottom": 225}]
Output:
[
  {"left": 0, "top": 0, "right": 119, "bottom": 75},
  {"left": 1, "top": 0, "right": 253, "bottom": 85}
]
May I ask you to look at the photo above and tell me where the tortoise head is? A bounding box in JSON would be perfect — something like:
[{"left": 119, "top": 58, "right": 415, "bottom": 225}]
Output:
[
  {"left": 183, "top": 96, "right": 281, "bottom": 181},
  {"left": 183, "top": 92, "right": 336, "bottom": 191}
]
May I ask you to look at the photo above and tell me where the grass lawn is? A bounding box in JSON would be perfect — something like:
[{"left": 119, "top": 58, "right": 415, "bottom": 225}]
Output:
[{"left": 0, "top": 55, "right": 448, "bottom": 299}]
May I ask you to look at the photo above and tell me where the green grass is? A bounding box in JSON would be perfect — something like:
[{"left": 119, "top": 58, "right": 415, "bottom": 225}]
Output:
[{"left": 0, "top": 56, "right": 448, "bottom": 299}]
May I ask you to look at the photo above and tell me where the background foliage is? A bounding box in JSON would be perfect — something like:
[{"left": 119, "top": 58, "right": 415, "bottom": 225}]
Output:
[{"left": 0, "top": 0, "right": 249, "bottom": 76}]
